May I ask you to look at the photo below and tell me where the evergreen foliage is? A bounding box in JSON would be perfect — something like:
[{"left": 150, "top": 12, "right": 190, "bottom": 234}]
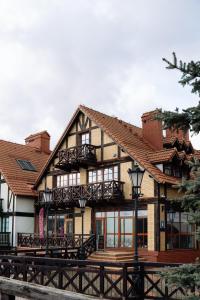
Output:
[
  {"left": 160, "top": 53, "right": 200, "bottom": 298},
  {"left": 162, "top": 264, "right": 200, "bottom": 299},
  {"left": 157, "top": 53, "right": 200, "bottom": 134}
]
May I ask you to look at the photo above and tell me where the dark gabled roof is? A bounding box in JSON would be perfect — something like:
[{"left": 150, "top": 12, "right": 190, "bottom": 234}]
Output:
[
  {"left": 35, "top": 105, "right": 184, "bottom": 187},
  {"left": 0, "top": 140, "right": 49, "bottom": 196}
]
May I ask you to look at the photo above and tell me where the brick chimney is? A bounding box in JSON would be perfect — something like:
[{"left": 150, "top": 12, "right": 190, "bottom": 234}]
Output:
[
  {"left": 165, "top": 128, "right": 189, "bottom": 142},
  {"left": 25, "top": 131, "right": 51, "bottom": 154},
  {"left": 142, "top": 110, "right": 163, "bottom": 150}
]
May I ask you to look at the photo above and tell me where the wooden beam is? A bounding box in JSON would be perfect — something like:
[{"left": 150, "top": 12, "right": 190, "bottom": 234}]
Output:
[{"left": 0, "top": 277, "right": 105, "bottom": 300}]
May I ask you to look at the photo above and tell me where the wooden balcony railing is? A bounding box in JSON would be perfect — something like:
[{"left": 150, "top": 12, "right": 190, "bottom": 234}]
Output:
[
  {"left": 37, "top": 180, "right": 124, "bottom": 208},
  {"left": 56, "top": 144, "right": 97, "bottom": 171}
]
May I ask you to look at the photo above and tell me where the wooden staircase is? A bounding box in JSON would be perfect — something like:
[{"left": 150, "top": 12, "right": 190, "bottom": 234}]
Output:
[{"left": 88, "top": 250, "right": 145, "bottom": 262}]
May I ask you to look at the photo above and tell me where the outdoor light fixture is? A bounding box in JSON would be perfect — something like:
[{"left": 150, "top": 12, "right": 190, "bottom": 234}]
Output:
[
  {"left": 43, "top": 188, "right": 52, "bottom": 203},
  {"left": 78, "top": 198, "right": 87, "bottom": 211},
  {"left": 43, "top": 188, "right": 52, "bottom": 256},
  {"left": 127, "top": 166, "right": 145, "bottom": 264},
  {"left": 79, "top": 198, "right": 87, "bottom": 260},
  {"left": 128, "top": 166, "right": 145, "bottom": 196},
  {"left": 168, "top": 208, "right": 176, "bottom": 223}
]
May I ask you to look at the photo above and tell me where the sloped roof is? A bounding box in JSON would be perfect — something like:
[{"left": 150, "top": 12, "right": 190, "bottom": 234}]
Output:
[
  {"left": 35, "top": 105, "right": 184, "bottom": 187},
  {"left": 147, "top": 149, "right": 178, "bottom": 164},
  {"left": 0, "top": 140, "right": 49, "bottom": 196}
]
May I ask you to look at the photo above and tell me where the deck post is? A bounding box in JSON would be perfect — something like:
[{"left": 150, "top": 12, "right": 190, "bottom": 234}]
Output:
[{"left": 99, "top": 265, "right": 104, "bottom": 298}]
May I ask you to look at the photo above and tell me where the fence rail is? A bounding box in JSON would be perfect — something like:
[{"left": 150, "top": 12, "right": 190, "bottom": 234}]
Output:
[
  {"left": 17, "top": 233, "right": 91, "bottom": 248},
  {"left": 0, "top": 255, "right": 191, "bottom": 299}
]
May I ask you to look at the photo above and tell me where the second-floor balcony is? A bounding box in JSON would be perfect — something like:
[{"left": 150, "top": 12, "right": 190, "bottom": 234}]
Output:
[
  {"left": 55, "top": 144, "right": 97, "bottom": 171},
  {"left": 37, "top": 180, "right": 124, "bottom": 208}
]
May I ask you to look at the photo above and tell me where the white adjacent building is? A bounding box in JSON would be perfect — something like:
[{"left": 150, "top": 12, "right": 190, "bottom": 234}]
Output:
[{"left": 0, "top": 131, "right": 50, "bottom": 247}]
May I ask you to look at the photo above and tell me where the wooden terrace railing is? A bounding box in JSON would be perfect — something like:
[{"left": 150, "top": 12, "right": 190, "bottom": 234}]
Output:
[
  {"left": 0, "top": 256, "right": 190, "bottom": 299},
  {"left": 37, "top": 180, "right": 124, "bottom": 208},
  {"left": 56, "top": 144, "right": 97, "bottom": 170},
  {"left": 17, "top": 233, "right": 94, "bottom": 249}
]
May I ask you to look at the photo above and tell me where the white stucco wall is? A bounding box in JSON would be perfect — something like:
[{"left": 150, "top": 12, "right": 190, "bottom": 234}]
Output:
[
  {"left": 1, "top": 179, "right": 10, "bottom": 211},
  {"left": 0, "top": 176, "right": 35, "bottom": 246},
  {"left": 14, "top": 216, "right": 34, "bottom": 246},
  {"left": 15, "top": 197, "right": 34, "bottom": 213}
]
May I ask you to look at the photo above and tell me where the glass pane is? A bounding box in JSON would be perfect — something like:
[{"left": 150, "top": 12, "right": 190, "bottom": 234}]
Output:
[
  {"left": 107, "top": 212, "right": 115, "bottom": 217},
  {"left": 138, "top": 210, "right": 147, "bottom": 217},
  {"left": 96, "top": 212, "right": 102, "bottom": 218},
  {"left": 120, "top": 211, "right": 133, "bottom": 217},
  {"left": 121, "top": 219, "right": 132, "bottom": 233},
  {"left": 121, "top": 235, "right": 132, "bottom": 247},
  {"left": 66, "top": 220, "right": 73, "bottom": 235},
  {"left": 57, "top": 216, "right": 64, "bottom": 236},
  {"left": 96, "top": 220, "right": 104, "bottom": 236},
  {"left": 107, "top": 218, "right": 115, "bottom": 233},
  {"left": 107, "top": 235, "right": 115, "bottom": 247}
]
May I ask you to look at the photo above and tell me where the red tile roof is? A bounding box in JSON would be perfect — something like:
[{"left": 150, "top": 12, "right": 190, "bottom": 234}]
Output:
[
  {"left": 0, "top": 140, "right": 49, "bottom": 196},
  {"left": 36, "top": 105, "right": 185, "bottom": 186},
  {"left": 80, "top": 106, "right": 179, "bottom": 184},
  {"left": 147, "top": 149, "right": 178, "bottom": 163}
]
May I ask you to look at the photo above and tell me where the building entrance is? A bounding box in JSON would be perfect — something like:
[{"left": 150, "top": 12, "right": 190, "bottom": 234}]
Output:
[{"left": 95, "top": 210, "right": 147, "bottom": 249}]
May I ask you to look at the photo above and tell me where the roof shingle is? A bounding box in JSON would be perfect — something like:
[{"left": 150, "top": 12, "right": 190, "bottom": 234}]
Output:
[{"left": 0, "top": 140, "right": 49, "bottom": 196}]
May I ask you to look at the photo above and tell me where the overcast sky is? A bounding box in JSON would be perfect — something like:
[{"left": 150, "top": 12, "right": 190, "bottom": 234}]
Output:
[{"left": 0, "top": 0, "right": 199, "bottom": 149}]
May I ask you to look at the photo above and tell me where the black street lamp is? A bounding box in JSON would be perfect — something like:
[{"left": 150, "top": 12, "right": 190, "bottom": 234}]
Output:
[
  {"left": 43, "top": 188, "right": 52, "bottom": 256},
  {"left": 78, "top": 198, "right": 87, "bottom": 260},
  {"left": 128, "top": 166, "right": 145, "bottom": 263}
]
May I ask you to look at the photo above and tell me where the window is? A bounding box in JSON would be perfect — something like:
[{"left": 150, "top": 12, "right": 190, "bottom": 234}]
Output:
[
  {"left": 81, "top": 132, "right": 90, "bottom": 145},
  {"left": 17, "top": 159, "right": 36, "bottom": 171},
  {"left": 57, "top": 173, "right": 80, "bottom": 187},
  {"left": 88, "top": 166, "right": 118, "bottom": 183},
  {"left": 164, "top": 164, "right": 172, "bottom": 176},
  {"left": 0, "top": 217, "right": 9, "bottom": 232},
  {"left": 164, "top": 164, "right": 182, "bottom": 178},
  {"left": 95, "top": 210, "right": 147, "bottom": 248},
  {"left": 167, "top": 212, "right": 195, "bottom": 249}
]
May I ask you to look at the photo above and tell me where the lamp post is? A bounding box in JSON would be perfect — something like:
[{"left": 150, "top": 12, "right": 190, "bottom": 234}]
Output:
[
  {"left": 43, "top": 188, "right": 52, "bottom": 256},
  {"left": 128, "top": 166, "right": 145, "bottom": 262},
  {"left": 79, "top": 198, "right": 87, "bottom": 260}
]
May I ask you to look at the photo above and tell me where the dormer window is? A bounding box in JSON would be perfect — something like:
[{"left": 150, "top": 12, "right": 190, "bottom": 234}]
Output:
[
  {"left": 164, "top": 163, "right": 181, "bottom": 178},
  {"left": 81, "top": 132, "right": 90, "bottom": 145}
]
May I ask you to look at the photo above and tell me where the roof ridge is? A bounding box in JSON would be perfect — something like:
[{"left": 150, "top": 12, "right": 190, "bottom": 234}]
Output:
[
  {"left": 79, "top": 104, "right": 142, "bottom": 131},
  {"left": 0, "top": 139, "right": 49, "bottom": 156}
]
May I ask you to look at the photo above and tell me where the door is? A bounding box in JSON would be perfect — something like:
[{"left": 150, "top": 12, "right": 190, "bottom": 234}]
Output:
[
  {"left": 106, "top": 212, "right": 119, "bottom": 248},
  {"left": 64, "top": 218, "right": 74, "bottom": 235},
  {"left": 120, "top": 217, "right": 133, "bottom": 248},
  {"left": 96, "top": 218, "right": 105, "bottom": 249}
]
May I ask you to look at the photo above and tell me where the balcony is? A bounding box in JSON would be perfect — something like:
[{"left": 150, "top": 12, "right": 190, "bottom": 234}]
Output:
[
  {"left": 36, "top": 180, "right": 124, "bottom": 208},
  {"left": 55, "top": 144, "right": 97, "bottom": 171}
]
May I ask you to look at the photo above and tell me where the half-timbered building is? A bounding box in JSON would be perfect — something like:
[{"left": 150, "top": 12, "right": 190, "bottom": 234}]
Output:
[
  {"left": 34, "top": 106, "right": 200, "bottom": 262},
  {"left": 0, "top": 131, "right": 50, "bottom": 247}
]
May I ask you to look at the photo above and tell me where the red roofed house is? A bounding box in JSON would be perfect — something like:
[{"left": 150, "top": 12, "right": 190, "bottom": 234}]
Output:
[
  {"left": 0, "top": 131, "right": 50, "bottom": 247},
  {"left": 34, "top": 106, "right": 199, "bottom": 263}
]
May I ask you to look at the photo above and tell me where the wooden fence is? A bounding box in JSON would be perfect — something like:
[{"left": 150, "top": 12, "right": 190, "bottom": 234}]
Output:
[{"left": 0, "top": 255, "right": 190, "bottom": 299}]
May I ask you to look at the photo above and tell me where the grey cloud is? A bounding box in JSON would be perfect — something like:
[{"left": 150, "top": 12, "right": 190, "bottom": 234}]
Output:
[{"left": 0, "top": 0, "right": 199, "bottom": 148}]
